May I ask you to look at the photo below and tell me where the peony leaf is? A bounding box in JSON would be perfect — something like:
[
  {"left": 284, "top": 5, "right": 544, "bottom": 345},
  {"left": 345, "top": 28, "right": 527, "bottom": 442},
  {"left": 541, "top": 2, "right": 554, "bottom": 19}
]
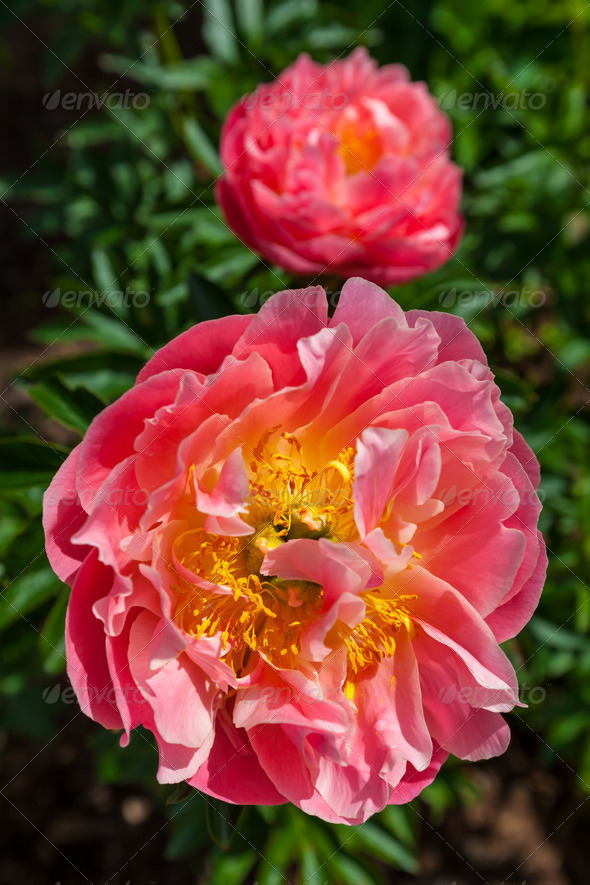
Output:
[
  {"left": 182, "top": 117, "right": 222, "bottom": 177},
  {"left": 39, "top": 587, "right": 68, "bottom": 674},
  {"left": 0, "top": 438, "right": 66, "bottom": 490},
  {"left": 206, "top": 796, "right": 244, "bottom": 851},
  {"left": 27, "top": 378, "right": 105, "bottom": 434},
  {"left": 188, "top": 271, "right": 237, "bottom": 321},
  {"left": 166, "top": 782, "right": 196, "bottom": 806},
  {"left": 202, "top": 0, "right": 239, "bottom": 65},
  {"left": 235, "top": 0, "right": 264, "bottom": 47},
  {"left": 345, "top": 823, "right": 419, "bottom": 873},
  {"left": 0, "top": 565, "right": 64, "bottom": 634}
]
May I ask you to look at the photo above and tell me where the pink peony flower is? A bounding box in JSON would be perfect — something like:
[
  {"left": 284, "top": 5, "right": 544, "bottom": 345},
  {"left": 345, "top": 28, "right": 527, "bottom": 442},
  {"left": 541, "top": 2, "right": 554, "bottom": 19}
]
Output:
[
  {"left": 216, "top": 48, "right": 463, "bottom": 287},
  {"left": 44, "top": 278, "right": 545, "bottom": 824}
]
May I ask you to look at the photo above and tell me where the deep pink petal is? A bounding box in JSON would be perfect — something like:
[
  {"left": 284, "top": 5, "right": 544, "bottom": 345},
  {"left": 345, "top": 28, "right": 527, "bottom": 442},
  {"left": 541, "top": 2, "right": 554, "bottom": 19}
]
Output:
[
  {"left": 137, "top": 314, "right": 252, "bottom": 383},
  {"left": 65, "top": 550, "right": 123, "bottom": 730},
  {"left": 43, "top": 444, "right": 91, "bottom": 584}
]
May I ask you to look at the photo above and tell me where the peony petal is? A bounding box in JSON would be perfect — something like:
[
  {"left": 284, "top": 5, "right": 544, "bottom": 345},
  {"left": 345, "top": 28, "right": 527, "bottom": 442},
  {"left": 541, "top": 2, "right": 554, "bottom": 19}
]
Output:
[
  {"left": 43, "top": 444, "right": 92, "bottom": 584},
  {"left": 137, "top": 314, "right": 251, "bottom": 383},
  {"left": 353, "top": 426, "right": 409, "bottom": 537},
  {"left": 65, "top": 549, "right": 123, "bottom": 730}
]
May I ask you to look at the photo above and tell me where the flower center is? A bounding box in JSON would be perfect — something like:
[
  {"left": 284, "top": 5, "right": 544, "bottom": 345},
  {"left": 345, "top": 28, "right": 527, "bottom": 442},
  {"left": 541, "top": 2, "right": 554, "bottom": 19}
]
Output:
[
  {"left": 246, "top": 431, "right": 357, "bottom": 546},
  {"left": 338, "top": 121, "right": 383, "bottom": 174},
  {"left": 170, "top": 432, "right": 416, "bottom": 681}
]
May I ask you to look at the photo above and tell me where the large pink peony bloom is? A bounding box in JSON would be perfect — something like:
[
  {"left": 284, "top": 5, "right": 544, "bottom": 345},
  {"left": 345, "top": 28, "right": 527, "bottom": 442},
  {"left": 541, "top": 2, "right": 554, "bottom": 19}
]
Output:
[
  {"left": 44, "top": 279, "right": 545, "bottom": 824},
  {"left": 216, "top": 48, "right": 463, "bottom": 286}
]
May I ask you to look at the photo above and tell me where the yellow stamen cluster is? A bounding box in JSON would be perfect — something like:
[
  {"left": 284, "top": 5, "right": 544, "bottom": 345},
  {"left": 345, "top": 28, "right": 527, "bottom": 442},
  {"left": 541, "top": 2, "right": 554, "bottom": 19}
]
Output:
[
  {"left": 246, "top": 431, "right": 357, "bottom": 543},
  {"left": 170, "top": 431, "right": 417, "bottom": 682},
  {"left": 173, "top": 530, "right": 325, "bottom": 671},
  {"left": 338, "top": 122, "right": 382, "bottom": 174},
  {"left": 340, "top": 592, "right": 416, "bottom": 675}
]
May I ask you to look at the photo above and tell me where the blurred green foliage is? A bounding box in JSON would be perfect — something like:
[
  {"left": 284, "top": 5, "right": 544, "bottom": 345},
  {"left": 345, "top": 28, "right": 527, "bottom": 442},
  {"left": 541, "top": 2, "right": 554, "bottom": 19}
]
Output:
[{"left": 2, "top": 0, "right": 590, "bottom": 882}]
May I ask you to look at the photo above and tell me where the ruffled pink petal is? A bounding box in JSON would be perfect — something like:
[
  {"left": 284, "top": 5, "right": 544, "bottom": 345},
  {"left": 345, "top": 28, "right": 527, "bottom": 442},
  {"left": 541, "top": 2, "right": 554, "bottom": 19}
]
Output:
[
  {"left": 248, "top": 724, "right": 357, "bottom": 823},
  {"left": 406, "top": 570, "right": 519, "bottom": 705},
  {"left": 331, "top": 278, "right": 407, "bottom": 341},
  {"left": 406, "top": 309, "right": 487, "bottom": 365},
  {"left": 71, "top": 457, "right": 146, "bottom": 584},
  {"left": 417, "top": 640, "right": 511, "bottom": 760},
  {"left": 65, "top": 549, "right": 123, "bottom": 730},
  {"left": 76, "top": 371, "right": 181, "bottom": 505},
  {"left": 261, "top": 537, "right": 375, "bottom": 602},
  {"left": 353, "top": 426, "right": 409, "bottom": 537},
  {"left": 416, "top": 475, "right": 527, "bottom": 618},
  {"left": 234, "top": 666, "right": 351, "bottom": 734},
  {"left": 387, "top": 743, "right": 448, "bottom": 804},
  {"left": 128, "top": 611, "right": 219, "bottom": 751},
  {"left": 233, "top": 286, "right": 329, "bottom": 388},
  {"left": 189, "top": 714, "right": 287, "bottom": 805},
  {"left": 486, "top": 533, "right": 547, "bottom": 643},
  {"left": 137, "top": 314, "right": 252, "bottom": 383},
  {"left": 43, "top": 444, "right": 91, "bottom": 584}
]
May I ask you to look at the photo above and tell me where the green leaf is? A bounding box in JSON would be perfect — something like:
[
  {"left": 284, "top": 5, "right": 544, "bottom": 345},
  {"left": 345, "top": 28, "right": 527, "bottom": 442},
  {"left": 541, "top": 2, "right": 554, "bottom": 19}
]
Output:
[
  {"left": 60, "top": 369, "right": 136, "bottom": 402},
  {"left": 79, "top": 310, "right": 151, "bottom": 355},
  {"left": 101, "top": 54, "right": 220, "bottom": 90},
  {"left": 0, "top": 566, "right": 64, "bottom": 634},
  {"left": 166, "top": 783, "right": 196, "bottom": 806},
  {"left": 235, "top": 0, "right": 264, "bottom": 46},
  {"left": 206, "top": 796, "right": 244, "bottom": 851},
  {"left": 188, "top": 271, "right": 237, "bottom": 321},
  {"left": 256, "top": 828, "right": 295, "bottom": 885},
  {"left": 202, "top": 246, "right": 261, "bottom": 284},
  {"left": 0, "top": 438, "right": 66, "bottom": 490},
  {"left": 327, "top": 853, "right": 383, "bottom": 885},
  {"left": 528, "top": 616, "right": 590, "bottom": 652},
  {"left": 0, "top": 501, "right": 26, "bottom": 556},
  {"left": 27, "top": 378, "right": 105, "bottom": 434},
  {"left": 300, "top": 843, "right": 323, "bottom": 885},
  {"left": 379, "top": 805, "right": 417, "bottom": 849},
  {"left": 22, "top": 351, "right": 145, "bottom": 381},
  {"left": 39, "top": 587, "right": 69, "bottom": 674},
  {"left": 208, "top": 849, "right": 257, "bottom": 885},
  {"left": 144, "top": 207, "right": 234, "bottom": 244},
  {"left": 266, "top": 0, "right": 318, "bottom": 34},
  {"left": 165, "top": 792, "right": 209, "bottom": 861},
  {"left": 202, "top": 0, "right": 240, "bottom": 65},
  {"left": 182, "top": 117, "right": 222, "bottom": 176},
  {"left": 348, "top": 823, "right": 419, "bottom": 873},
  {"left": 4, "top": 516, "right": 46, "bottom": 576},
  {"left": 91, "top": 247, "right": 120, "bottom": 300}
]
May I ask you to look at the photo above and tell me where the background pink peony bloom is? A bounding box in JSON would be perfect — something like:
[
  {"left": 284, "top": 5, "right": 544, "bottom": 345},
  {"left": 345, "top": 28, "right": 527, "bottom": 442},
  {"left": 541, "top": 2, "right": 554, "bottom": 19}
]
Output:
[
  {"left": 216, "top": 48, "right": 463, "bottom": 286},
  {"left": 44, "top": 278, "right": 545, "bottom": 824}
]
